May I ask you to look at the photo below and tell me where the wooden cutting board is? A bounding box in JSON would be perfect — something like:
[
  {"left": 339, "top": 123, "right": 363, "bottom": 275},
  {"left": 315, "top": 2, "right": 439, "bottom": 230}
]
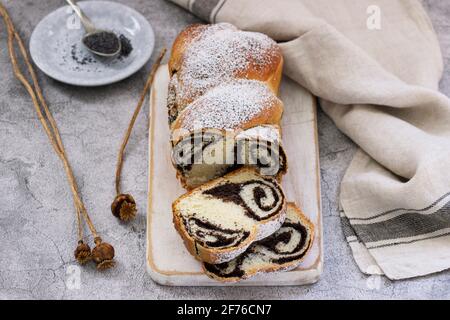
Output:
[{"left": 146, "top": 65, "right": 323, "bottom": 286}]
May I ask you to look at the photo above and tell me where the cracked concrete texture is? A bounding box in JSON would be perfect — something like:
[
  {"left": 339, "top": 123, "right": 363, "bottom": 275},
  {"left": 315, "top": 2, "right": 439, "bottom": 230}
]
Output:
[{"left": 0, "top": 0, "right": 449, "bottom": 300}]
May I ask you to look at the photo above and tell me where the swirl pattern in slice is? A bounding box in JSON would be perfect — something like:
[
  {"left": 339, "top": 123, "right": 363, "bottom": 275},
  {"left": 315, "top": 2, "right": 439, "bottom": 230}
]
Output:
[
  {"left": 171, "top": 127, "right": 287, "bottom": 189},
  {"left": 203, "top": 203, "right": 314, "bottom": 282}
]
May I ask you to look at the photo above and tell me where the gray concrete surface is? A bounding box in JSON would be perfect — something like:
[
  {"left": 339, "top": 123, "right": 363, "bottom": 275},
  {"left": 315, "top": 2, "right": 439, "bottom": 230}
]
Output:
[{"left": 0, "top": 0, "right": 449, "bottom": 300}]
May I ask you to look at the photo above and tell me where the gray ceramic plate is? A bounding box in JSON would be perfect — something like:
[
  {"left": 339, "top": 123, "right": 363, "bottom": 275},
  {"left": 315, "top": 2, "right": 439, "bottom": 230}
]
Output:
[{"left": 30, "top": 1, "right": 154, "bottom": 86}]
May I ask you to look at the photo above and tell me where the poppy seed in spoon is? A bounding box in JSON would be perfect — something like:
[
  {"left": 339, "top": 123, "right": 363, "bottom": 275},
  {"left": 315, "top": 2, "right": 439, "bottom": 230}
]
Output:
[
  {"left": 83, "top": 31, "right": 120, "bottom": 55},
  {"left": 119, "top": 34, "right": 133, "bottom": 58}
]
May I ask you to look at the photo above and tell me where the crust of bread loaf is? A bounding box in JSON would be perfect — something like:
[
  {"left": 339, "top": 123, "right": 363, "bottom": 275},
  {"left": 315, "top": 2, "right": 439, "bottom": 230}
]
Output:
[
  {"left": 170, "top": 86, "right": 284, "bottom": 132},
  {"left": 168, "top": 24, "right": 207, "bottom": 77},
  {"left": 168, "top": 24, "right": 284, "bottom": 111},
  {"left": 203, "top": 202, "right": 315, "bottom": 282},
  {"left": 172, "top": 168, "right": 287, "bottom": 264},
  {"left": 265, "top": 56, "right": 283, "bottom": 96}
]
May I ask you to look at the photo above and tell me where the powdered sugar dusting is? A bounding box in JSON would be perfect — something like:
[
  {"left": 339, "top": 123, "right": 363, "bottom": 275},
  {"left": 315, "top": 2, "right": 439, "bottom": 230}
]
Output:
[
  {"left": 236, "top": 125, "right": 281, "bottom": 143},
  {"left": 175, "top": 23, "right": 279, "bottom": 106},
  {"left": 179, "top": 80, "right": 278, "bottom": 130}
]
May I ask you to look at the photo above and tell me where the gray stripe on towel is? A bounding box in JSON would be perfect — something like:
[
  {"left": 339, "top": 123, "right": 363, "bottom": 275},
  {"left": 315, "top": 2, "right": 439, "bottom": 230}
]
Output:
[
  {"left": 352, "top": 200, "right": 450, "bottom": 243},
  {"left": 369, "top": 230, "right": 450, "bottom": 249},
  {"left": 341, "top": 215, "right": 357, "bottom": 238}
]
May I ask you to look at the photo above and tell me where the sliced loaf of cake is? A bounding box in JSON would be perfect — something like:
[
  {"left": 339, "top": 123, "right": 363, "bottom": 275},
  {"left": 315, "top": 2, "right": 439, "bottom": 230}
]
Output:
[
  {"left": 203, "top": 203, "right": 314, "bottom": 282},
  {"left": 172, "top": 168, "right": 287, "bottom": 264}
]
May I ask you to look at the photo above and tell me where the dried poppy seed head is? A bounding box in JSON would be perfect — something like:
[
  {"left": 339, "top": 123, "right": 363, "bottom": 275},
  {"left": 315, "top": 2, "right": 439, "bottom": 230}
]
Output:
[
  {"left": 92, "top": 237, "right": 115, "bottom": 270},
  {"left": 111, "top": 193, "right": 137, "bottom": 222},
  {"left": 74, "top": 240, "right": 92, "bottom": 264}
]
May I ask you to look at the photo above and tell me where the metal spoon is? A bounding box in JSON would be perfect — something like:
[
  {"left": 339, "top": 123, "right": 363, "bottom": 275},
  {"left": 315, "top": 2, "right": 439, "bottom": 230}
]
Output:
[{"left": 66, "top": 0, "right": 121, "bottom": 57}]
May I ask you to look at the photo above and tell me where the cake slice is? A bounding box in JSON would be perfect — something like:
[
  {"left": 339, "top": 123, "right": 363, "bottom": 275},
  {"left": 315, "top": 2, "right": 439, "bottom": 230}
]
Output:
[
  {"left": 203, "top": 203, "right": 314, "bottom": 282},
  {"left": 171, "top": 126, "right": 287, "bottom": 189},
  {"left": 172, "top": 168, "right": 287, "bottom": 264}
]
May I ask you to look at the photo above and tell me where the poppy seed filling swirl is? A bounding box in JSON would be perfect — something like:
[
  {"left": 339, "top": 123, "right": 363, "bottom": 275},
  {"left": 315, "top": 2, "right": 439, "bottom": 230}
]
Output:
[{"left": 181, "top": 179, "right": 285, "bottom": 250}]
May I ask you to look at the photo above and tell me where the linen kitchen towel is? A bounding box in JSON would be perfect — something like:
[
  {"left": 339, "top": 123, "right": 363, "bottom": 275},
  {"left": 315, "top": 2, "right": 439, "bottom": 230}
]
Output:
[{"left": 168, "top": 0, "right": 450, "bottom": 280}]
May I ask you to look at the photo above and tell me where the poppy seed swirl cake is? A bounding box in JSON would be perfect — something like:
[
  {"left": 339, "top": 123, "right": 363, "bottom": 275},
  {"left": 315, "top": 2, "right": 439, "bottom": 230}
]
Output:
[
  {"left": 172, "top": 168, "right": 287, "bottom": 264},
  {"left": 203, "top": 203, "right": 314, "bottom": 282},
  {"left": 168, "top": 23, "right": 314, "bottom": 281}
]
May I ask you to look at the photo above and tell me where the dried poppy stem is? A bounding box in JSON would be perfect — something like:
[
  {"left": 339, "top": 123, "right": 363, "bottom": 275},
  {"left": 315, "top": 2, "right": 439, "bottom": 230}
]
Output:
[
  {"left": 74, "top": 207, "right": 91, "bottom": 264},
  {"left": 114, "top": 48, "right": 167, "bottom": 195},
  {"left": 76, "top": 208, "right": 83, "bottom": 241},
  {"left": 111, "top": 48, "right": 166, "bottom": 222},
  {"left": 0, "top": 3, "right": 110, "bottom": 269}
]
